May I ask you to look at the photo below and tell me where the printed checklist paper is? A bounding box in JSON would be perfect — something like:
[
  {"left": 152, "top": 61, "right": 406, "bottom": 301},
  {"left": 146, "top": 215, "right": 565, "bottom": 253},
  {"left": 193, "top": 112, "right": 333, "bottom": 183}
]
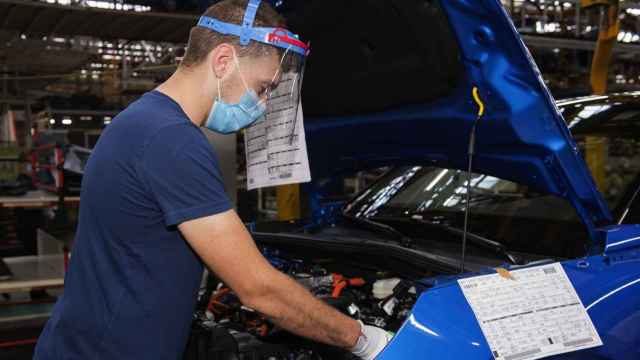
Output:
[
  {"left": 458, "top": 263, "right": 602, "bottom": 360},
  {"left": 245, "top": 95, "right": 311, "bottom": 190}
]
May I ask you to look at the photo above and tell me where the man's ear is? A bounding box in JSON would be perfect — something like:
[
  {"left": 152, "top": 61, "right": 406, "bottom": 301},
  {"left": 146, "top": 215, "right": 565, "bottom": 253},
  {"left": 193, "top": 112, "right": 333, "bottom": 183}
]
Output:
[{"left": 210, "top": 43, "right": 235, "bottom": 79}]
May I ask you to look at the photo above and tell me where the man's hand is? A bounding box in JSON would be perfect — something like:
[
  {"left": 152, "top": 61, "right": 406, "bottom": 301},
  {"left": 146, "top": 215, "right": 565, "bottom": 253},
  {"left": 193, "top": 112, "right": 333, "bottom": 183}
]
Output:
[
  {"left": 178, "top": 209, "right": 361, "bottom": 349},
  {"left": 351, "top": 322, "right": 392, "bottom": 360}
]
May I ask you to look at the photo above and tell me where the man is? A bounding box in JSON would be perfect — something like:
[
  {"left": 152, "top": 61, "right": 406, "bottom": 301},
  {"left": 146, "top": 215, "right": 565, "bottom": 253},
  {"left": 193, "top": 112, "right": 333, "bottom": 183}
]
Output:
[{"left": 34, "top": 0, "right": 390, "bottom": 359}]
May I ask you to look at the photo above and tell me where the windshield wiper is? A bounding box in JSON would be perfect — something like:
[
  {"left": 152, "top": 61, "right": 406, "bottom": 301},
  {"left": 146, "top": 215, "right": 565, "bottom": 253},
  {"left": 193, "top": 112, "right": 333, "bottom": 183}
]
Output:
[
  {"left": 341, "top": 213, "right": 414, "bottom": 247},
  {"left": 376, "top": 214, "right": 523, "bottom": 265}
]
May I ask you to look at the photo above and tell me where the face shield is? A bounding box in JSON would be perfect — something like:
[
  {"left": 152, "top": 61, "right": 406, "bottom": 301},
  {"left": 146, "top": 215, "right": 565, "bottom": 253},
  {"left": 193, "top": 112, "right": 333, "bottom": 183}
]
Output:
[
  {"left": 262, "top": 35, "right": 306, "bottom": 141},
  {"left": 197, "top": 0, "right": 310, "bottom": 135}
]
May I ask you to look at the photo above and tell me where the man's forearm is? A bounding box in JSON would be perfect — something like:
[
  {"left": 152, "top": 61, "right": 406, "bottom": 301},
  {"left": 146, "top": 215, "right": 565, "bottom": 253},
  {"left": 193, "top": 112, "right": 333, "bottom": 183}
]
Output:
[
  {"left": 179, "top": 213, "right": 364, "bottom": 352},
  {"left": 243, "top": 270, "right": 361, "bottom": 349}
]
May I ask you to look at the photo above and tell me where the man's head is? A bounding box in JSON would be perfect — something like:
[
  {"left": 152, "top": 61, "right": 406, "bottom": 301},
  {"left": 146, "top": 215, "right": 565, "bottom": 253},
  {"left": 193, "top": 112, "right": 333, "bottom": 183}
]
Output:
[
  {"left": 181, "top": 0, "right": 286, "bottom": 104},
  {"left": 162, "top": 0, "right": 307, "bottom": 133}
]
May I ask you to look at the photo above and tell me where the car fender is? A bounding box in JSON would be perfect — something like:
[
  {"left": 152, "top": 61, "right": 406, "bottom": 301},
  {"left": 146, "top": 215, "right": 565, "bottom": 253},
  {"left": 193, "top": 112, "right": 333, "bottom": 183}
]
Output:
[{"left": 378, "top": 255, "right": 640, "bottom": 359}]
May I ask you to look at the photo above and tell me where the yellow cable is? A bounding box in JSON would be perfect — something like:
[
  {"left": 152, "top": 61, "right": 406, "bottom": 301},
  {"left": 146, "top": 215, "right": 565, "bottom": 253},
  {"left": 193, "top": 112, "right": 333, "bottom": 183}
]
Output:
[{"left": 472, "top": 86, "right": 485, "bottom": 117}]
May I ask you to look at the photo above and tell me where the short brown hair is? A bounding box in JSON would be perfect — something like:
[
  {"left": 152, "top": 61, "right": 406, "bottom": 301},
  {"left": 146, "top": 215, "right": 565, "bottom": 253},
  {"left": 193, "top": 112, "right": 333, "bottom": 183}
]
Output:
[{"left": 181, "top": 0, "right": 286, "bottom": 68}]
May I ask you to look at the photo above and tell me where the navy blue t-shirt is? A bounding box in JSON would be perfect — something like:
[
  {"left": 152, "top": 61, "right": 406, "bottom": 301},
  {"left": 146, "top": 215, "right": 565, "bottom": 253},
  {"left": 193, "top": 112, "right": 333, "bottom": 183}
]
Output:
[{"left": 35, "top": 91, "right": 232, "bottom": 359}]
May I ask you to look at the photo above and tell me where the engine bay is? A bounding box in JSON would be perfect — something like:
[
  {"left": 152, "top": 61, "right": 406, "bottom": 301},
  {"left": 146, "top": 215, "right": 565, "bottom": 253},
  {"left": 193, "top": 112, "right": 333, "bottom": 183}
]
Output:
[{"left": 185, "top": 246, "right": 424, "bottom": 360}]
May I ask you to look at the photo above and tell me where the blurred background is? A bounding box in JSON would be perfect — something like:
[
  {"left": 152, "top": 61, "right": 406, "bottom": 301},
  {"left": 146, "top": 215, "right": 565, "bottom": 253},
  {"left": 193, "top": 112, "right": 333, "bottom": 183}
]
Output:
[{"left": 0, "top": 0, "right": 639, "bottom": 357}]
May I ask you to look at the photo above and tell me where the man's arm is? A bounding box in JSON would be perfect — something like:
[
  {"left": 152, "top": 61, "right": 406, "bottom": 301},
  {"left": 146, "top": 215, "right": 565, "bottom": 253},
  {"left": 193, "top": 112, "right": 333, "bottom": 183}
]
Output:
[
  {"left": 178, "top": 209, "right": 361, "bottom": 349},
  {"left": 137, "top": 125, "right": 386, "bottom": 356}
]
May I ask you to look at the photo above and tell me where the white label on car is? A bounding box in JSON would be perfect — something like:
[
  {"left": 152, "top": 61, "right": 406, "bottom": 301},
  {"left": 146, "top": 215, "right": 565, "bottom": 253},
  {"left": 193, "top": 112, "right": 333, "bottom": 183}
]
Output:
[{"left": 458, "top": 262, "right": 602, "bottom": 360}]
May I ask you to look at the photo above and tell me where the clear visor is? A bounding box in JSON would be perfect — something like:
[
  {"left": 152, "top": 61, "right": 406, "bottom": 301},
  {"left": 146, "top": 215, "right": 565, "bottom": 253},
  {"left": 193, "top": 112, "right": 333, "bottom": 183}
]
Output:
[{"left": 260, "top": 47, "right": 306, "bottom": 143}]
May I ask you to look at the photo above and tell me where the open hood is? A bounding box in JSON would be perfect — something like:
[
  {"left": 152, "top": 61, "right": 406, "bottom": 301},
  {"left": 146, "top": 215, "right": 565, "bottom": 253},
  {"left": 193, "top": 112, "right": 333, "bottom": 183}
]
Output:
[{"left": 284, "top": 0, "right": 612, "bottom": 238}]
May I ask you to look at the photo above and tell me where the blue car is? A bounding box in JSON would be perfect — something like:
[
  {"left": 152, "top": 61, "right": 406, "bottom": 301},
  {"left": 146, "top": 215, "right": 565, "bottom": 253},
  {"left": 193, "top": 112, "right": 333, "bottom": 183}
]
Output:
[{"left": 187, "top": 1, "right": 640, "bottom": 359}]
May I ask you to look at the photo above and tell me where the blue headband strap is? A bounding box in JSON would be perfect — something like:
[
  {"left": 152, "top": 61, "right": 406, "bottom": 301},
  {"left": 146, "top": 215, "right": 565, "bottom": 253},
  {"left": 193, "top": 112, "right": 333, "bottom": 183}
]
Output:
[
  {"left": 196, "top": 0, "right": 309, "bottom": 57},
  {"left": 240, "top": 0, "right": 260, "bottom": 45}
]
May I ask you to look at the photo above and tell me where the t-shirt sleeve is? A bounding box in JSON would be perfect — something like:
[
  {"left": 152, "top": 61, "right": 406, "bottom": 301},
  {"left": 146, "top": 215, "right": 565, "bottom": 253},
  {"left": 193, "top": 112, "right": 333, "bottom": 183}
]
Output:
[{"left": 138, "top": 125, "right": 233, "bottom": 227}]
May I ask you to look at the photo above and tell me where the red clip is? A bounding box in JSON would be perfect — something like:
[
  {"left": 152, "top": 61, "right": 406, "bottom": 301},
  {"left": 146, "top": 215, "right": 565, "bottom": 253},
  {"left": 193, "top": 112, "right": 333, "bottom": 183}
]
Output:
[{"left": 267, "top": 28, "right": 310, "bottom": 52}]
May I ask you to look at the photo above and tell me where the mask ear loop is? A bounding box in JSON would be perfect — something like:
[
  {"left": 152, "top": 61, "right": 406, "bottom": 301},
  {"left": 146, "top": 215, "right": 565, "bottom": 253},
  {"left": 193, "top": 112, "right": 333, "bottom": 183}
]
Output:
[
  {"left": 233, "top": 51, "right": 252, "bottom": 94},
  {"left": 216, "top": 75, "right": 223, "bottom": 102},
  {"left": 232, "top": 49, "right": 267, "bottom": 114}
]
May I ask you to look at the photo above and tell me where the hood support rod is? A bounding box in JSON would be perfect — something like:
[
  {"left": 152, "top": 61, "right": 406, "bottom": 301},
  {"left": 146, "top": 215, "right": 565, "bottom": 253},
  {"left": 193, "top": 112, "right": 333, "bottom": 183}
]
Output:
[{"left": 460, "top": 86, "right": 486, "bottom": 273}]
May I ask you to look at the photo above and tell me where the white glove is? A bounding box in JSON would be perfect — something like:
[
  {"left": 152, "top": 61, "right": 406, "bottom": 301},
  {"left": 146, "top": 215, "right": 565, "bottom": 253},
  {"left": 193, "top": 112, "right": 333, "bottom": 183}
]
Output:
[{"left": 350, "top": 321, "right": 393, "bottom": 360}]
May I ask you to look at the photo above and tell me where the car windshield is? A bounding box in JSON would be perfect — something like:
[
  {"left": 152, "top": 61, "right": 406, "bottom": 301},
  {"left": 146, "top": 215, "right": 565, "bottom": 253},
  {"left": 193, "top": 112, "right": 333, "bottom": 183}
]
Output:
[{"left": 344, "top": 96, "right": 640, "bottom": 259}]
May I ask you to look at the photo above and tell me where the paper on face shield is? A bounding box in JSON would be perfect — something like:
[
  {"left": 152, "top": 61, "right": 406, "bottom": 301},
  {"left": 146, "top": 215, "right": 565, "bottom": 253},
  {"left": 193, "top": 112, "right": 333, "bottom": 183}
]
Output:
[{"left": 244, "top": 97, "right": 311, "bottom": 190}]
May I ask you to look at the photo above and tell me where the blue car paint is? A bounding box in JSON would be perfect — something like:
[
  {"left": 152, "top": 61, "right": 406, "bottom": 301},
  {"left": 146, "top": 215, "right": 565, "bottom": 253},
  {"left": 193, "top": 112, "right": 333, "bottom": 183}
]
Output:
[
  {"left": 377, "top": 257, "right": 640, "bottom": 360},
  {"left": 297, "top": 0, "right": 640, "bottom": 358},
  {"left": 305, "top": 0, "right": 611, "bottom": 240},
  {"left": 598, "top": 224, "right": 640, "bottom": 254}
]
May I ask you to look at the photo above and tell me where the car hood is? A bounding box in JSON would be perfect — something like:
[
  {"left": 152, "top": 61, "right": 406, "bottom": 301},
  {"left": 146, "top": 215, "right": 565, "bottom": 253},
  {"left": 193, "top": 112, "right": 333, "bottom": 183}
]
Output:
[{"left": 287, "top": 0, "right": 612, "bottom": 238}]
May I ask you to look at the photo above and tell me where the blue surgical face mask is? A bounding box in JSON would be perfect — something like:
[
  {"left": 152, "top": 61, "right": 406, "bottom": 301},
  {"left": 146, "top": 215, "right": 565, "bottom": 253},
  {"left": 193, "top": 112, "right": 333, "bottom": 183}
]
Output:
[{"left": 204, "top": 56, "right": 268, "bottom": 134}]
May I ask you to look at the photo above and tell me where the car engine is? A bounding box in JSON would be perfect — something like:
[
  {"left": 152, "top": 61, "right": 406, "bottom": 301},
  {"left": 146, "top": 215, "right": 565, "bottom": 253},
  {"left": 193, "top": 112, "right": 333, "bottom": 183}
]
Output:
[{"left": 184, "top": 246, "right": 421, "bottom": 360}]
